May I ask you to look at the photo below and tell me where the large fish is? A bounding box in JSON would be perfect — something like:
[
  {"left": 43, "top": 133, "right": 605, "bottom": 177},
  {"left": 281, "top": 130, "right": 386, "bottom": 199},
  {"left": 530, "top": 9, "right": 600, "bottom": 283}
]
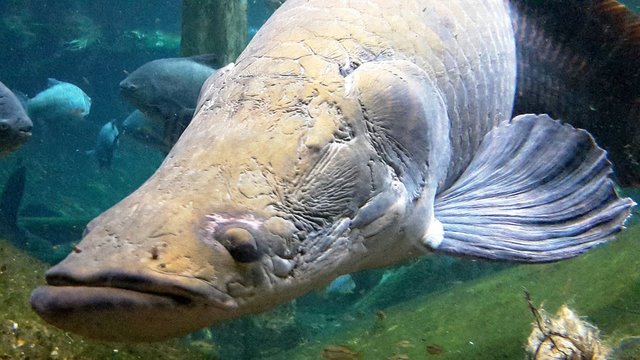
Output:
[
  {"left": 0, "top": 81, "right": 32, "bottom": 156},
  {"left": 31, "top": 0, "right": 636, "bottom": 342},
  {"left": 119, "top": 55, "right": 219, "bottom": 153}
]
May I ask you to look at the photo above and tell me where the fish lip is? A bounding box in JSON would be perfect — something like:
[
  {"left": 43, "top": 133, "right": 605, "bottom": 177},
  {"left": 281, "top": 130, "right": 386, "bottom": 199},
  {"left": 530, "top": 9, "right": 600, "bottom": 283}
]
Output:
[
  {"left": 17, "top": 129, "right": 32, "bottom": 138},
  {"left": 30, "top": 285, "right": 185, "bottom": 316},
  {"left": 0, "top": 124, "right": 31, "bottom": 138},
  {"left": 29, "top": 284, "right": 238, "bottom": 342},
  {"left": 42, "top": 268, "right": 238, "bottom": 311},
  {"left": 1, "top": 130, "right": 32, "bottom": 143},
  {"left": 29, "top": 285, "right": 203, "bottom": 342}
]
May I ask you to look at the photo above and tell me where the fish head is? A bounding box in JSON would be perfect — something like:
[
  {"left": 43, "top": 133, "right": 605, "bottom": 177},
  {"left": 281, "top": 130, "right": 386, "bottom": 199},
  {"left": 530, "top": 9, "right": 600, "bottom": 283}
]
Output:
[
  {"left": 119, "top": 58, "right": 205, "bottom": 122},
  {"left": 119, "top": 69, "right": 155, "bottom": 115},
  {"left": 122, "top": 110, "right": 166, "bottom": 149},
  {"left": 0, "top": 82, "right": 33, "bottom": 155},
  {"left": 0, "top": 117, "right": 32, "bottom": 156},
  {"left": 80, "top": 92, "right": 92, "bottom": 116},
  {"left": 53, "top": 82, "right": 92, "bottom": 119},
  {"left": 31, "top": 60, "right": 439, "bottom": 341}
]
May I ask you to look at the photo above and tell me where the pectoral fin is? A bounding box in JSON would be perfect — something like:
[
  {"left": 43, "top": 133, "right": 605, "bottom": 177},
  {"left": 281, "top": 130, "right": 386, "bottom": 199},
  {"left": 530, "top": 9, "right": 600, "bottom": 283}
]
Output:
[
  {"left": 46, "top": 78, "right": 62, "bottom": 88},
  {"left": 432, "top": 114, "right": 634, "bottom": 262}
]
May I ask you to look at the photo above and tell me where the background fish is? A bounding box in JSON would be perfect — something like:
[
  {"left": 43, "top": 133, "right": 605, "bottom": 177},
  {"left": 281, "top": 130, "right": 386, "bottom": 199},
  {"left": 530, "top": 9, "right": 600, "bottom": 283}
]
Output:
[
  {"left": 0, "top": 166, "right": 71, "bottom": 263},
  {"left": 324, "top": 274, "right": 356, "bottom": 297},
  {"left": 121, "top": 110, "right": 165, "bottom": 152},
  {"left": 26, "top": 78, "right": 91, "bottom": 122},
  {"left": 89, "top": 120, "right": 120, "bottom": 169},
  {"left": 119, "top": 55, "right": 219, "bottom": 153},
  {"left": 0, "top": 81, "right": 32, "bottom": 156}
]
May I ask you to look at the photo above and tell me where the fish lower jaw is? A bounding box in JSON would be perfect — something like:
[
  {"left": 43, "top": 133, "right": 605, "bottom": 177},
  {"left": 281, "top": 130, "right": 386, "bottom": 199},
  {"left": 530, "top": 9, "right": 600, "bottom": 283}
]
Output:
[{"left": 29, "top": 285, "right": 239, "bottom": 342}]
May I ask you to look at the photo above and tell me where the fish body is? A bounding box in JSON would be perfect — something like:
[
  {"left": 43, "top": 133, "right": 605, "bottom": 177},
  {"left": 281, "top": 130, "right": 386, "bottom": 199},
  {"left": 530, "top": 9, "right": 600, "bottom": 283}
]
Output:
[
  {"left": 92, "top": 120, "right": 120, "bottom": 168},
  {"left": 119, "top": 55, "right": 218, "bottom": 152},
  {"left": 0, "top": 81, "right": 32, "bottom": 156},
  {"left": 324, "top": 274, "right": 356, "bottom": 297},
  {"left": 121, "top": 110, "right": 166, "bottom": 152},
  {"left": 27, "top": 79, "right": 91, "bottom": 122},
  {"left": 30, "top": 0, "right": 635, "bottom": 342}
]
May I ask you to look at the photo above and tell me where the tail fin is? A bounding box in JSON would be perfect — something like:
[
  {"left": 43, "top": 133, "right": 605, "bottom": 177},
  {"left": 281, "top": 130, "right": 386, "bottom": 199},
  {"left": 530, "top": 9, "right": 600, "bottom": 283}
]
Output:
[
  {"left": 508, "top": 0, "right": 640, "bottom": 186},
  {"left": 0, "top": 166, "right": 26, "bottom": 231},
  {"left": 433, "top": 114, "right": 634, "bottom": 263}
]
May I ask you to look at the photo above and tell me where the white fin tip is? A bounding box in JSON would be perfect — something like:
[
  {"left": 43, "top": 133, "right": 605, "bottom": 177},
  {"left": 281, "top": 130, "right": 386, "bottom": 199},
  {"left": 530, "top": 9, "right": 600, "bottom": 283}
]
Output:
[{"left": 423, "top": 217, "right": 444, "bottom": 249}]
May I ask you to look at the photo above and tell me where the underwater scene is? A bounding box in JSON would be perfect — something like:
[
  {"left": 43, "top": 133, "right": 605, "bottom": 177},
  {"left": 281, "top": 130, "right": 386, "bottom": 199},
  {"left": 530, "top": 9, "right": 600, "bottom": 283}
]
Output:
[{"left": 0, "top": 0, "right": 639, "bottom": 359}]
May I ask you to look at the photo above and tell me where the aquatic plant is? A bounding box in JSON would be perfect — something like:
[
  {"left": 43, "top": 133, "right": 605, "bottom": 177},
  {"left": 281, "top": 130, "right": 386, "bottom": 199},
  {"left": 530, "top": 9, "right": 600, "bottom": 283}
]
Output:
[{"left": 525, "top": 294, "right": 610, "bottom": 359}]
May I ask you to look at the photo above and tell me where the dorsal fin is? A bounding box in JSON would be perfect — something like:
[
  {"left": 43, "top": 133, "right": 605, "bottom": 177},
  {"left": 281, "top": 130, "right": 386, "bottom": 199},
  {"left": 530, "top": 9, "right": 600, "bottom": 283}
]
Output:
[
  {"left": 46, "top": 78, "right": 63, "bottom": 88},
  {"left": 188, "top": 53, "right": 221, "bottom": 69},
  {"left": 509, "top": 0, "right": 640, "bottom": 186}
]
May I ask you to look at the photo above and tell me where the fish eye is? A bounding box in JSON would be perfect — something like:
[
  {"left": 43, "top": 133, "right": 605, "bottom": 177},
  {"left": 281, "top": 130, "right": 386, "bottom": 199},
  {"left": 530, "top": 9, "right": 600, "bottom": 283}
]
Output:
[{"left": 217, "top": 227, "right": 261, "bottom": 263}]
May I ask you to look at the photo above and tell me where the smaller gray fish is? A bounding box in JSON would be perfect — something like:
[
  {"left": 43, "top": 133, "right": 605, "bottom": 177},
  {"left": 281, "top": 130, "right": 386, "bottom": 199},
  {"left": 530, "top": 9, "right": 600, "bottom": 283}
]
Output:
[
  {"left": 0, "top": 81, "right": 32, "bottom": 156},
  {"left": 122, "top": 110, "right": 166, "bottom": 153},
  {"left": 27, "top": 78, "right": 91, "bottom": 122},
  {"left": 119, "top": 55, "right": 218, "bottom": 151},
  {"left": 91, "top": 120, "right": 119, "bottom": 168}
]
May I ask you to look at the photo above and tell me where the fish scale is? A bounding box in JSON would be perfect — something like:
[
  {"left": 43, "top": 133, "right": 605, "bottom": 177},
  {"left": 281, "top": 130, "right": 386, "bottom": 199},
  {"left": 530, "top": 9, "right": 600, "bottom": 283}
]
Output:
[{"left": 236, "top": 0, "right": 516, "bottom": 189}]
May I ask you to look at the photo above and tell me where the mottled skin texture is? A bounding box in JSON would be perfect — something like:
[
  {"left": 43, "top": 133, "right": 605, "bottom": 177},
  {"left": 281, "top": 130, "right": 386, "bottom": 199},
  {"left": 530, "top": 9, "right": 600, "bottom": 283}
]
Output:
[{"left": 32, "top": 0, "right": 517, "bottom": 341}]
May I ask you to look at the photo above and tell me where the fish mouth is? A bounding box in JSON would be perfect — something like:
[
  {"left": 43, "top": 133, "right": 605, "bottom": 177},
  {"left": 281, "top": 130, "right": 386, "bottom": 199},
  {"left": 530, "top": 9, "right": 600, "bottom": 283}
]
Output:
[
  {"left": 18, "top": 131, "right": 32, "bottom": 139},
  {"left": 0, "top": 131, "right": 31, "bottom": 155},
  {"left": 0, "top": 124, "right": 31, "bottom": 141},
  {"left": 16, "top": 126, "right": 32, "bottom": 138},
  {"left": 30, "top": 269, "right": 238, "bottom": 342}
]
